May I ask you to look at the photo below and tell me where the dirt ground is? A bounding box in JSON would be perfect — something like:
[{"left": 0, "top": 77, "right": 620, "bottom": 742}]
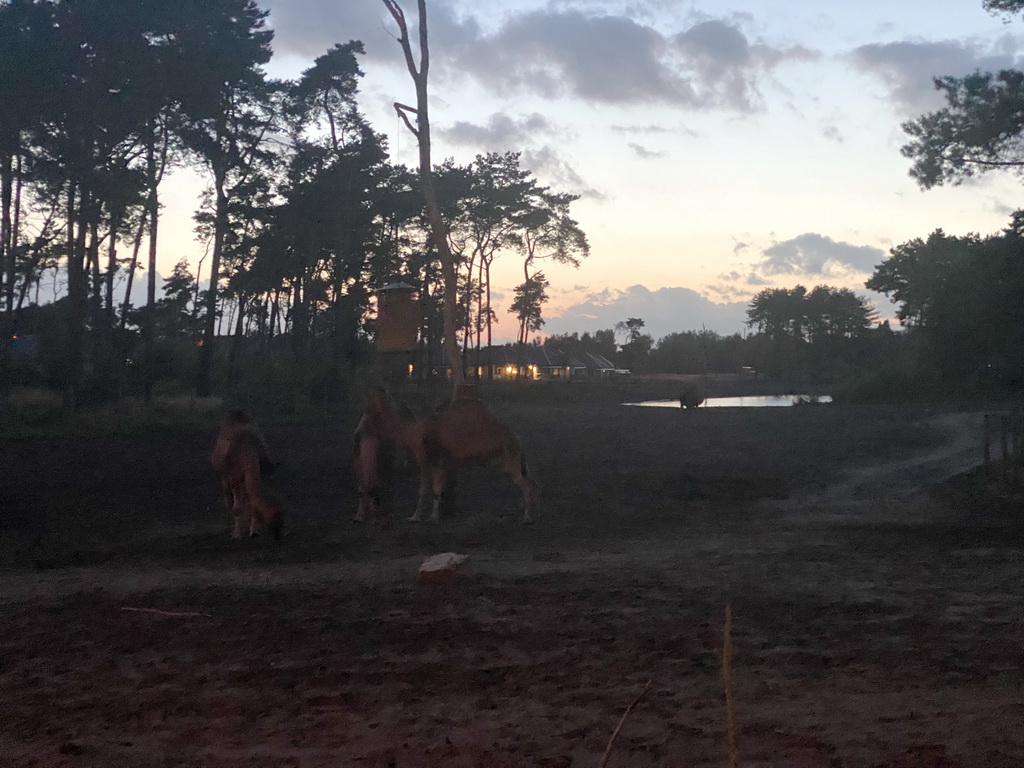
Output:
[{"left": 2, "top": 395, "right": 1024, "bottom": 767}]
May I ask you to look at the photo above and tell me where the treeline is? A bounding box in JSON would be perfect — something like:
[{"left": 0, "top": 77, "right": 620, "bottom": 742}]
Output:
[
  {"left": 546, "top": 213, "right": 1024, "bottom": 400},
  {"left": 0, "top": 0, "right": 587, "bottom": 408},
  {"left": 546, "top": 285, "right": 885, "bottom": 382},
  {"left": 861, "top": 213, "right": 1024, "bottom": 397}
]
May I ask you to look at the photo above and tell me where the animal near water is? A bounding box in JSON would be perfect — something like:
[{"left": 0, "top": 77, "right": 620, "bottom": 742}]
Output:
[
  {"left": 354, "top": 385, "right": 537, "bottom": 524},
  {"left": 210, "top": 410, "right": 284, "bottom": 540}
]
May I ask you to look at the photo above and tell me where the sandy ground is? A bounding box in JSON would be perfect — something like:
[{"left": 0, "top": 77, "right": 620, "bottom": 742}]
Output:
[{"left": 2, "top": 399, "right": 1023, "bottom": 767}]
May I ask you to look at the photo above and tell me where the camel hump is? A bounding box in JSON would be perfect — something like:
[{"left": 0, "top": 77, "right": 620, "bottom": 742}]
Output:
[
  {"left": 212, "top": 419, "right": 270, "bottom": 474},
  {"left": 226, "top": 408, "right": 254, "bottom": 425},
  {"left": 447, "top": 394, "right": 489, "bottom": 414}
]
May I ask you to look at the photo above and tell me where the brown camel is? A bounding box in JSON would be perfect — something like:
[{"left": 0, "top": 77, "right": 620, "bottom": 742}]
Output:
[
  {"left": 210, "top": 410, "right": 284, "bottom": 540},
  {"left": 358, "top": 387, "right": 537, "bottom": 524},
  {"left": 352, "top": 400, "right": 395, "bottom": 527}
]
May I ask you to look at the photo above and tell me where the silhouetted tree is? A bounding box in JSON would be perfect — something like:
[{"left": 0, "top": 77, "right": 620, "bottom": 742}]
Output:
[{"left": 902, "top": 2, "right": 1024, "bottom": 189}]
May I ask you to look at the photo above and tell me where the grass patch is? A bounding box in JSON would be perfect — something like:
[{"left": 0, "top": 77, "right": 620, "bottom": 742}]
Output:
[{"left": 0, "top": 387, "right": 225, "bottom": 439}]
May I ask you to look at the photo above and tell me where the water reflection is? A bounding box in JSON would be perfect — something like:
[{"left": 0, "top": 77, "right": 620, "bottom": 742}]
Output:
[{"left": 624, "top": 395, "right": 833, "bottom": 408}]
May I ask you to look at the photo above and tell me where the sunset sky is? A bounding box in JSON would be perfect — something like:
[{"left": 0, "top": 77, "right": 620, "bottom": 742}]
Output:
[{"left": 158, "top": 0, "right": 1024, "bottom": 342}]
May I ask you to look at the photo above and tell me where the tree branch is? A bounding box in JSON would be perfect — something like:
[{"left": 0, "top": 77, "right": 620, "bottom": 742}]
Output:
[
  {"left": 960, "top": 155, "right": 1024, "bottom": 167},
  {"left": 393, "top": 101, "right": 419, "bottom": 138}
]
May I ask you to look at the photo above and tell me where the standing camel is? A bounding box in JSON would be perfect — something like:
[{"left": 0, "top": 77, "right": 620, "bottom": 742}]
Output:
[
  {"left": 354, "top": 387, "right": 537, "bottom": 524},
  {"left": 352, "top": 401, "right": 395, "bottom": 527},
  {"left": 211, "top": 410, "right": 284, "bottom": 540}
]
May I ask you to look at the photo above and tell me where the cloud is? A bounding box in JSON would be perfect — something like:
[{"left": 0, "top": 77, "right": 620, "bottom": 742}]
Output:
[
  {"left": 612, "top": 123, "right": 671, "bottom": 134},
  {"left": 849, "top": 36, "right": 1024, "bottom": 115},
  {"left": 265, "top": 0, "right": 484, "bottom": 64},
  {"left": 264, "top": 2, "right": 820, "bottom": 112},
  {"left": 461, "top": 11, "right": 817, "bottom": 110},
  {"left": 628, "top": 142, "right": 667, "bottom": 159},
  {"left": 543, "top": 284, "right": 749, "bottom": 339},
  {"left": 757, "top": 233, "right": 885, "bottom": 277},
  {"left": 438, "top": 112, "right": 560, "bottom": 149},
  {"left": 613, "top": 122, "right": 699, "bottom": 139},
  {"left": 822, "top": 124, "right": 843, "bottom": 143},
  {"left": 671, "top": 19, "right": 817, "bottom": 111},
  {"left": 703, "top": 269, "right": 772, "bottom": 303},
  {"left": 521, "top": 146, "right": 605, "bottom": 200}
]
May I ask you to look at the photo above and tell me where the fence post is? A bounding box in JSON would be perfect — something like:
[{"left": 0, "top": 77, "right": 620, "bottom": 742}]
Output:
[
  {"left": 984, "top": 414, "right": 992, "bottom": 481},
  {"left": 1012, "top": 410, "right": 1021, "bottom": 487},
  {"left": 1001, "top": 414, "right": 1010, "bottom": 483}
]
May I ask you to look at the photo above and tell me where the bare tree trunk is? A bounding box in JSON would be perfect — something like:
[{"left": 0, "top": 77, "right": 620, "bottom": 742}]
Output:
[
  {"left": 269, "top": 290, "right": 279, "bottom": 341},
  {"left": 64, "top": 183, "right": 89, "bottom": 411},
  {"left": 143, "top": 129, "right": 160, "bottom": 402},
  {"left": 485, "top": 257, "right": 494, "bottom": 381},
  {"left": 197, "top": 173, "right": 227, "bottom": 397},
  {"left": 1, "top": 153, "right": 12, "bottom": 323},
  {"left": 229, "top": 292, "right": 247, "bottom": 364},
  {"left": 87, "top": 218, "right": 105, "bottom": 379},
  {"left": 119, "top": 208, "right": 147, "bottom": 329},
  {"left": 474, "top": 256, "right": 484, "bottom": 379},
  {"left": 384, "top": 0, "right": 463, "bottom": 384},
  {"left": 1, "top": 152, "right": 15, "bottom": 392},
  {"left": 105, "top": 212, "right": 120, "bottom": 323}
]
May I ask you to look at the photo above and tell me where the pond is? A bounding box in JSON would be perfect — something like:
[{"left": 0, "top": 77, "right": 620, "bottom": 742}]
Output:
[{"left": 624, "top": 394, "right": 833, "bottom": 408}]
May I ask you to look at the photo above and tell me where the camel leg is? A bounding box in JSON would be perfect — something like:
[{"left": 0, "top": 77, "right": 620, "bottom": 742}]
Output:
[
  {"left": 221, "top": 480, "right": 235, "bottom": 516},
  {"left": 429, "top": 465, "right": 447, "bottom": 522},
  {"left": 231, "top": 490, "right": 246, "bottom": 539},
  {"left": 503, "top": 453, "right": 538, "bottom": 524},
  {"left": 409, "top": 468, "right": 431, "bottom": 522}
]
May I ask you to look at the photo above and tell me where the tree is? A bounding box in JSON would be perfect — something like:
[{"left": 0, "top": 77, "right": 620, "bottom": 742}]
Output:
[
  {"left": 901, "top": 2, "right": 1024, "bottom": 188},
  {"left": 902, "top": 70, "right": 1024, "bottom": 188},
  {"left": 866, "top": 230, "right": 972, "bottom": 327},
  {"left": 383, "top": 0, "right": 463, "bottom": 383},
  {"left": 746, "top": 287, "right": 802, "bottom": 340},
  {"left": 150, "top": 257, "right": 198, "bottom": 338},
  {"left": 615, "top": 317, "right": 653, "bottom": 372},
  {"left": 509, "top": 271, "right": 549, "bottom": 346},
  {"left": 176, "top": 0, "right": 274, "bottom": 397},
  {"left": 0, "top": 0, "right": 59, "bottom": 359},
  {"left": 615, "top": 317, "right": 647, "bottom": 345},
  {"left": 868, "top": 213, "right": 1024, "bottom": 384}
]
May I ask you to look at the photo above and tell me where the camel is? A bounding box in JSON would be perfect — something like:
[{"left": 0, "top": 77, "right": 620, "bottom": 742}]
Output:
[
  {"left": 210, "top": 410, "right": 284, "bottom": 540},
  {"left": 352, "top": 401, "right": 395, "bottom": 527},
  {"left": 357, "top": 387, "right": 537, "bottom": 524}
]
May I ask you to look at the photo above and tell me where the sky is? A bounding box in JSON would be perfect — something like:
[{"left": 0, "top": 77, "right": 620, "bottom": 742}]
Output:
[{"left": 156, "top": 0, "right": 1024, "bottom": 343}]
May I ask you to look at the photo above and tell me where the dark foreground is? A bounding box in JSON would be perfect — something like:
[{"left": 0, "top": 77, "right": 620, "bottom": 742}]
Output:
[{"left": 2, "top": 398, "right": 1023, "bottom": 767}]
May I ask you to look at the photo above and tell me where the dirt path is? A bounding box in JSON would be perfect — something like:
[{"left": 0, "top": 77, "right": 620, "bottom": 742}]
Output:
[{"left": 771, "top": 409, "right": 988, "bottom": 527}]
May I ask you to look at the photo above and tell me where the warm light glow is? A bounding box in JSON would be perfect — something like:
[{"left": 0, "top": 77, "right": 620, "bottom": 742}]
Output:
[
  {"left": 505, "top": 365, "right": 514, "bottom": 374},
  {"left": 407, "top": 363, "right": 414, "bottom": 375}
]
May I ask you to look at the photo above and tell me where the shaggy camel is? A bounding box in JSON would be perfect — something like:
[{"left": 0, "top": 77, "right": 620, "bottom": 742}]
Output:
[
  {"left": 358, "top": 387, "right": 537, "bottom": 524},
  {"left": 210, "top": 410, "right": 284, "bottom": 540},
  {"left": 352, "top": 401, "right": 395, "bottom": 527}
]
